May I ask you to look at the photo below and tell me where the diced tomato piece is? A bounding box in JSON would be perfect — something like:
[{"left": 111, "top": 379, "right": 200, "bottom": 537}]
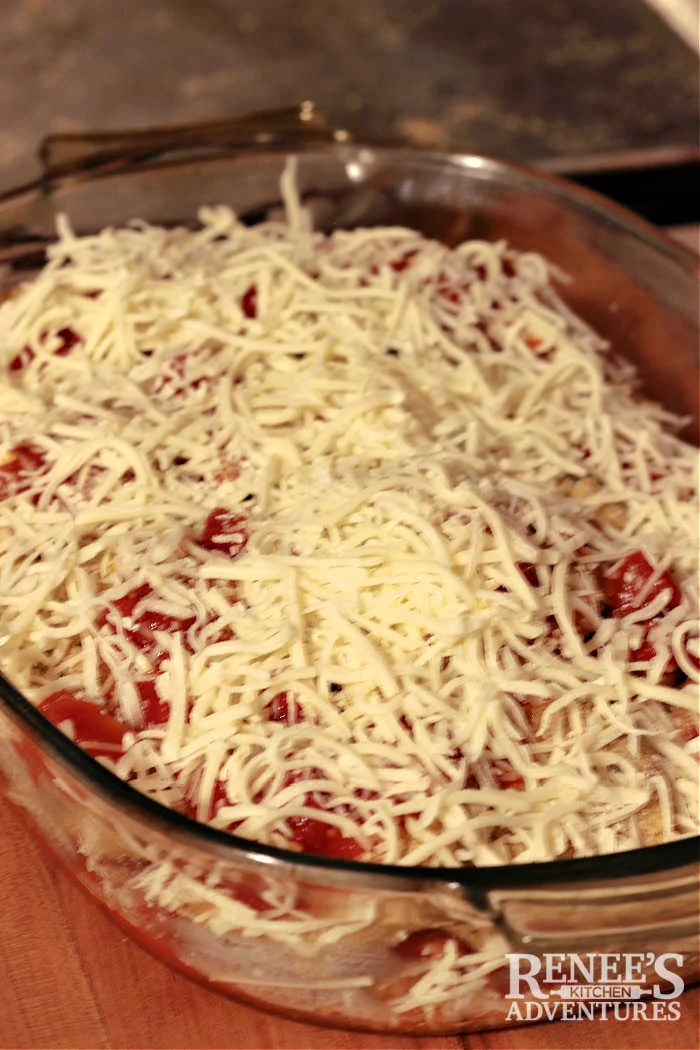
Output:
[
  {"left": 210, "top": 620, "right": 235, "bottom": 645},
  {"left": 649, "top": 468, "right": 667, "bottom": 485},
  {"left": 624, "top": 622, "right": 679, "bottom": 670},
  {"left": 0, "top": 442, "right": 48, "bottom": 500},
  {"left": 398, "top": 714, "right": 413, "bottom": 735},
  {"left": 393, "top": 929, "right": 468, "bottom": 960},
  {"left": 628, "top": 628, "right": 658, "bottom": 663},
  {"left": 53, "top": 327, "right": 81, "bottom": 357},
  {"left": 286, "top": 814, "right": 364, "bottom": 860},
  {"left": 8, "top": 327, "right": 81, "bottom": 371},
  {"left": 157, "top": 353, "right": 212, "bottom": 395},
  {"left": 183, "top": 773, "right": 230, "bottom": 823},
  {"left": 102, "top": 584, "right": 197, "bottom": 665},
  {"left": 9, "top": 442, "right": 46, "bottom": 474},
  {"left": 9, "top": 345, "right": 35, "bottom": 371},
  {"left": 439, "top": 285, "right": 463, "bottom": 305},
  {"left": 602, "top": 551, "right": 682, "bottom": 619},
  {"left": 600, "top": 552, "right": 683, "bottom": 670},
  {"left": 110, "top": 583, "right": 197, "bottom": 637},
  {"left": 280, "top": 768, "right": 318, "bottom": 791},
  {"left": 491, "top": 757, "right": 525, "bottom": 791},
  {"left": 122, "top": 626, "right": 167, "bottom": 666},
  {"left": 136, "top": 678, "right": 169, "bottom": 726},
  {"left": 241, "top": 285, "right": 258, "bottom": 319},
  {"left": 38, "top": 690, "right": 128, "bottom": 759},
  {"left": 198, "top": 508, "right": 249, "bottom": 558},
  {"left": 446, "top": 745, "right": 464, "bottom": 767},
  {"left": 207, "top": 779, "right": 230, "bottom": 816},
  {"left": 170, "top": 354, "right": 187, "bottom": 379},
  {"left": 182, "top": 773, "right": 248, "bottom": 835},
  {"left": 111, "top": 582, "right": 153, "bottom": 619},
  {"left": 123, "top": 624, "right": 189, "bottom": 667},
  {"left": 390, "top": 249, "right": 417, "bottom": 273},
  {"left": 265, "top": 691, "right": 304, "bottom": 724}
]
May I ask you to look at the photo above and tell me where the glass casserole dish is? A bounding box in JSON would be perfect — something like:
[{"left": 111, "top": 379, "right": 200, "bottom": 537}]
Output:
[{"left": 0, "top": 107, "right": 697, "bottom": 1035}]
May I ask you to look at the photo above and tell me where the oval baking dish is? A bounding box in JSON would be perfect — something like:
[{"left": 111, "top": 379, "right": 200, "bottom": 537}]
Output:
[{"left": 0, "top": 107, "right": 697, "bottom": 1035}]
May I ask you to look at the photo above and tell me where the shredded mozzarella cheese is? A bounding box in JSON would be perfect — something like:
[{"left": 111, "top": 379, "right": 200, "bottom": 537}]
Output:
[{"left": 0, "top": 175, "right": 697, "bottom": 882}]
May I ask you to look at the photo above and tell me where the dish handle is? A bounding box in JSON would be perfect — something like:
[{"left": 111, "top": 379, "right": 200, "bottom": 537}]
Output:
[
  {"left": 483, "top": 864, "right": 699, "bottom": 955},
  {"left": 38, "top": 101, "right": 349, "bottom": 180}
]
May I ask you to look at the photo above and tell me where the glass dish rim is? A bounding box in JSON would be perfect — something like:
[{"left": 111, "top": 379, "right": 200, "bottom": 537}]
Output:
[
  {"left": 2, "top": 670, "right": 697, "bottom": 891},
  {"left": 1, "top": 139, "right": 698, "bottom": 271},
  {"left": 0, "top": 137, "right": 698, "bottom": 894}
]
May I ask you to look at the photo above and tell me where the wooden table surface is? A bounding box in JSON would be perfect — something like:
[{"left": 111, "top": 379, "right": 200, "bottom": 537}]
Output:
[{"left": 1, "top": 797, "right": 697, "bottom": 1050}]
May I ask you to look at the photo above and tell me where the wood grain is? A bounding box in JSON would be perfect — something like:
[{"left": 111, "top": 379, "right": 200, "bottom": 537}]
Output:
[{"left": 0, "top": 798, "right": 697, "bottom": 1050}]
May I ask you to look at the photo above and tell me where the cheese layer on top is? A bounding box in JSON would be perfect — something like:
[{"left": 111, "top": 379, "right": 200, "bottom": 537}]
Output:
[{"left": 0, "top": 174, "right": 697, "bottom": 868}]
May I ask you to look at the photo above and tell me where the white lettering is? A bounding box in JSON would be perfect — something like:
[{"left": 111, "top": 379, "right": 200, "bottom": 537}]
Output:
[
  {"left": 544, "top": 953, "right": 567, "bottom": 983},
  {"left": 569, "top": 953, "right": 597, "bottom": 984},
  {"left": 650, "top": 1001, "right": 667, "bottom": 1021},
  {"left": 523, "top": 1001, "right": 546, "bottom": 1020},
  {"left": 505, "top": 953, "right": 546, "bottom": 999},
  {"left": 599, "top": 953, "right": 622, "bottom": 982},
  {"left": 623, "top": 953, "right": 645, "bottom": 982},
  {"left": 502, "top": 952, "right": 686, "bottom": 1023},
  {"left": 653, "top": 953, "right": 685, "bottom": 999},
  {"left": 505, "top": 1001, "right": 525, "bottom": 1022}
]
